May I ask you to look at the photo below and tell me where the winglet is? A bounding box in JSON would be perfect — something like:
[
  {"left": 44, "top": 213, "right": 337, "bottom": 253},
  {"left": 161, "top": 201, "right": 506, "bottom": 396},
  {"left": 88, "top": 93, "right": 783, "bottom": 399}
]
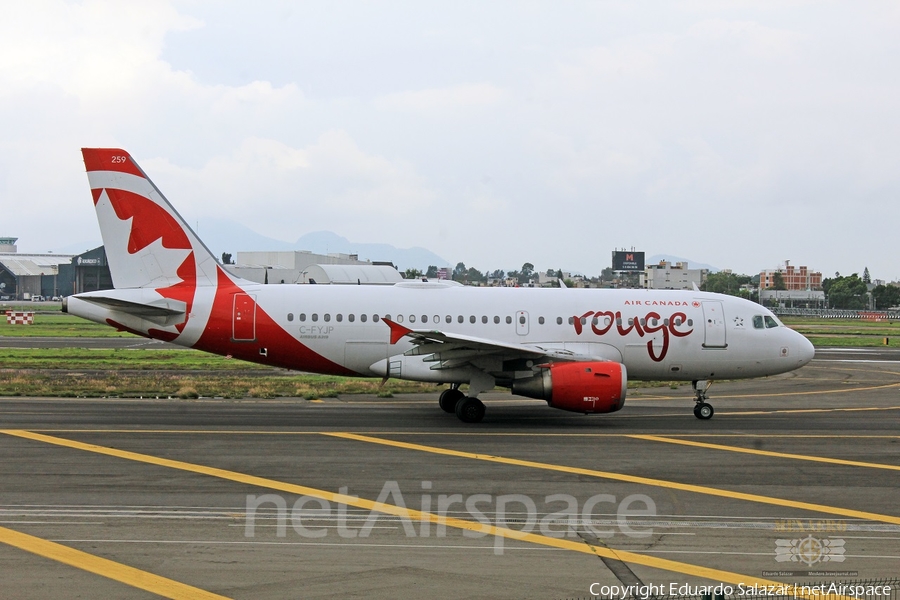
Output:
[{"left": 383, "top": 318, "right": 413, "bottom": 344}]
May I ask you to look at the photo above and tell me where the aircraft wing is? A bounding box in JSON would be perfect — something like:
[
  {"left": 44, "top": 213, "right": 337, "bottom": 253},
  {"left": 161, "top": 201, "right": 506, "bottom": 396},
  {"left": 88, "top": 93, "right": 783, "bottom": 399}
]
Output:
[{"left": 383, "top": 318, "right": 604, "bottom": 368}]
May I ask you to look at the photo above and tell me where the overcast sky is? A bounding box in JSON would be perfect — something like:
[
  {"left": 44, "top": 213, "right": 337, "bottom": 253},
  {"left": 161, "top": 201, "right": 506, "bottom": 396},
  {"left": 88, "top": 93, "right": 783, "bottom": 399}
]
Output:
[{"left": 2, "top": 1, "right": 898, "bottom": 280}]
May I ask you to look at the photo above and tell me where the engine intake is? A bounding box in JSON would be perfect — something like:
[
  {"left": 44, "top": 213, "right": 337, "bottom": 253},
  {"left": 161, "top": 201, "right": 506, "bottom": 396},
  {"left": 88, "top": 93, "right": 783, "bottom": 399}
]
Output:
[{"left": 511, "top": 361, "right": 627, "bottom": 414}]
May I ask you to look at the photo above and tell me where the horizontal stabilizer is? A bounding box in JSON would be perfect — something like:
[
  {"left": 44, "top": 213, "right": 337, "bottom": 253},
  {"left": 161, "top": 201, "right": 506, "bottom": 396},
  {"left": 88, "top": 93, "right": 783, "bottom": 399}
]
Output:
[{"left": 80, "top": 296, "right": 186, "bottom": 327}]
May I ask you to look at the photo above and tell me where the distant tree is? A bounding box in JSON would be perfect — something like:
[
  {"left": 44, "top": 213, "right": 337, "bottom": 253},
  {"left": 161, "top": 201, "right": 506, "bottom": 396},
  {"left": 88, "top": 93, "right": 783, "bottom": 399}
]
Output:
[
  {"left": 466, "top": 267, "right": 485, "bottom": 284},
  {"left": 425, "top": 265, "right": 438, "bottom": 278},
  {"left": 404, "top": 268, "right": 423, "bottom": 279},
  {"left": 489, "top": 269, "right": 505, "bottom": 280},
  {"left": 506, "top": 269, "right": 520, "bottom": 284},
  {"left": 772, "top": 271, "right": 787, "bottom": 290},
  {"left": 872, "top": 284, "right": 900, "bottom": 309},
  {"left": 822, "top": 273, "right": 868, "bottom": 309},
  {"left": 702, "top": 272, "right": 752, "bottom": 296},
  {"left": 452, "top": 262, "right": 467, "bottom": 282},
  {"left": 518, "top": 262, "right": 535, "bottom": 285},
  {"left": 600, "top": 267, "right": 615, "bottom": 282},
  {"left": 863, "top": 267, "right": 871, "bottom": 284},
  {"left": 221, "top": 252, "right": 233, "bottom": 265}
]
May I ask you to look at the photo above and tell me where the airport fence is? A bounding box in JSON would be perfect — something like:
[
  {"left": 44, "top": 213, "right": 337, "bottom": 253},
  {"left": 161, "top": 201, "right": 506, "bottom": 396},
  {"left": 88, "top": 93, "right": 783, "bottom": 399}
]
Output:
[
  {"left": 773, "top": 308, "right": 900, "bottom": 320},
  {"left": 569, "top": 577, "right": 899, "bottom": 600}
]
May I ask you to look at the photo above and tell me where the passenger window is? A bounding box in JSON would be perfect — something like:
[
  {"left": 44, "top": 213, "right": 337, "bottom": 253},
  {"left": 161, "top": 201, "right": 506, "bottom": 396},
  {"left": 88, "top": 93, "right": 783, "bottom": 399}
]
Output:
[
  {"left": 349, "top": 314, "right": 355, "bottom": 322},
  {"left": 312, "top": 314, "right": 319, "bottom": 322},
  {"left": 639, "top": 318, "right": 645, "bottom": 326},
  {"left": 580, "top": 317, "right": 587, "bottom": 325},
  {"left": 373, "top": 314, "right": 380, "bottom": 322},
  {"left": 458, "top": 315, "right": 464, "bottom": 323},
  {"left": 409, "top": 315, "right": 416, "bottom": 323},
  {"left": 519, "top": 315, "right": 526, "bottom": 325},
  {"left": 396, "top": 315, "right": 404, "bottom": 323},
  {"left": 687, "top": 319, "right": 693, "bottom": 326},
  {"left": 538, "top": 316, "right": 545, "bottom": 325},
  {"left": 383, "top": 314, "right": 391, "bottom": 321},
  {"left": 336, "top": 314, "right": 343, "bottom": 322},
  {"left": 287, "top": 313, "right": 294, "bottom": 322},
  {"left": 506, "top": 316, "right": 512, "bottom": 324},
  {"left": 324, "top": 314, "right": 331, "bottom": 322},
  {"left": 764, "top": 316, "right": 780, "bottom": 328},
  {"left": 446, "top": 315, "right": 452, "bottom": 324},
  {"left": 433, "top": 315, "right": 439, "bottom": 323},
  {"left": 568, "top": 317, "right": 574, "bottom": 325},
  {"left": 469, "top": 315, "right": 476, "bottom": 324},
  {"left": 493, "top": 316, "right": 500, "bottom": 324},
  {"left": 557, "top": 317, "right": 563, "bottom": 325},
  {"left": 361, "top": 314, "right": 367, "bottom": 323},
  {"left": 482, "top": 316, "right": 488, "bottom": 324},
  {"left": 299, "top": 313, "right": 306, "bottom": 322},
  {"left": 753, "top": 316, "right": 764, "bottom": 329}
]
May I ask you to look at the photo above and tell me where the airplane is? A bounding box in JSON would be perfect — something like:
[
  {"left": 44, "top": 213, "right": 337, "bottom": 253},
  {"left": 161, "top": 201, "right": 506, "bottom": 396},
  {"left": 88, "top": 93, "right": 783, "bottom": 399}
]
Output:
[{"left": 64, "top": 148, "right": 816, "bottom": 423}]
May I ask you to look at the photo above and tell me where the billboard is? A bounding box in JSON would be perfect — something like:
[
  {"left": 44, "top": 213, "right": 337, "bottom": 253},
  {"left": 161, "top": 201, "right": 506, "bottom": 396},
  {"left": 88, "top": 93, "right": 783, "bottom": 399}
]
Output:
[{"left": 612, "top": 251, "right": 645, "bottom": 271}]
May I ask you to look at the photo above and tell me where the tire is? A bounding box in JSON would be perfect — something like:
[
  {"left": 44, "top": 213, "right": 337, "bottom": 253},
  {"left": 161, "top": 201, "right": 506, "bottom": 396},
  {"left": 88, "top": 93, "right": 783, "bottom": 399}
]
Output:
[
  {"left": 695, "top": 402, "right": 714, "bottom": 420},
  {"left": 439, "top": 388, "right": 464, "bottom": 413},
  {"left": 455, "top": 397, "right": 486, "bottom": 423}
]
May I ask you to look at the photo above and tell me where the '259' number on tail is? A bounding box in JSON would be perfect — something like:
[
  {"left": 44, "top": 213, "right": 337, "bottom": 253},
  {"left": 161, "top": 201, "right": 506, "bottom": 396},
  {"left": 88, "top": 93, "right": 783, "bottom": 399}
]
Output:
[{"left": 111, "top": 155, "right": 127, "bottom": 164}]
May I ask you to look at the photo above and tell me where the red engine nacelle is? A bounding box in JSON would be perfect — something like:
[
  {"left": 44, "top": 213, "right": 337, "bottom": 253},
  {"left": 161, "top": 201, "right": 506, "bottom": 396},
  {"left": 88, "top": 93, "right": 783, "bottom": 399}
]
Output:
[{"left": 511, "top": 361, "right": 627, "bottom": 414}]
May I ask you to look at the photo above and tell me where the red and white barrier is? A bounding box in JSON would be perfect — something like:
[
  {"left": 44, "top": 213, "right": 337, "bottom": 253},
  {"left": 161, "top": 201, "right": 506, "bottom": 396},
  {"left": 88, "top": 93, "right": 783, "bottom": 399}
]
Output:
[{"left": 5, "top": 311, "right": 34, "bottom": 325}]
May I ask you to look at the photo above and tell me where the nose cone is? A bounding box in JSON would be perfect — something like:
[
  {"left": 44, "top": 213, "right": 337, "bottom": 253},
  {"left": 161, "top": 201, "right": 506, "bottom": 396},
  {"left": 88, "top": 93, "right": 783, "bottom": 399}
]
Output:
[{"left": 796, "top": 332, "right": 816, "bottom": 366}]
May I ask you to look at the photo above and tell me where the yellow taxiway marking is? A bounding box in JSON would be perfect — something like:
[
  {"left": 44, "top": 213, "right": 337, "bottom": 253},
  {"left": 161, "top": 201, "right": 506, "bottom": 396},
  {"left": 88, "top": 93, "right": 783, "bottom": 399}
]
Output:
[
  {"left": 0, "top": 429, "right": 804, "bottom": 589},
  {"left": 628, "top": 435, "right": 900, "bottom": 471},
  {"left": 19, "top": 429, "right": 900, "bottom": 439},
  {"left": 0, "top": 524, "right": 229, "bottom": 600},
  {"left": 632, "top": 381, "right": 900, "bottom": 401},
  {"left": 326, "top": 433, "right": 900, "bottom": 527}
]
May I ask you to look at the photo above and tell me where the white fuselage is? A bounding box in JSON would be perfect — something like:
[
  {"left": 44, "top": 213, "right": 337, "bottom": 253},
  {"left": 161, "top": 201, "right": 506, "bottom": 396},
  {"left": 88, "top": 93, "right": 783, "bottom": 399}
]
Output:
[{"left": 67, "top": 281, "right": 815, "bottom": 384}]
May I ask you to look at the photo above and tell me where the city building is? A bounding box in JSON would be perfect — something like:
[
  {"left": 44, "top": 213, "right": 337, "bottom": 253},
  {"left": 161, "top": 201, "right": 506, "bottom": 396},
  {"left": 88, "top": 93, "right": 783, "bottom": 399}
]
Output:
[
  {"left": 640, "top": 261, "right": 708, "bottom": 291},
  {"left": 759, "top": 260, "right": 822, "bottom": 290}
]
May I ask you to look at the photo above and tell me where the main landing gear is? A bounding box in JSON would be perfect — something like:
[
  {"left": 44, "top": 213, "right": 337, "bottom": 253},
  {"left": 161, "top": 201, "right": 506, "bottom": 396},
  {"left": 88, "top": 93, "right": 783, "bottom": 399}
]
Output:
[
  {"left": 692, "top": 380, "right": 714, "bottom": 420},
  {"left": 438, "top": 385, "right": 486, "bottom": 423}
]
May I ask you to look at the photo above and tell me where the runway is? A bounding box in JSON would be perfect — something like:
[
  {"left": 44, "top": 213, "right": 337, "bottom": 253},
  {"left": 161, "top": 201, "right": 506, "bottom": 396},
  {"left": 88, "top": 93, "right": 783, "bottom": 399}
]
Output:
[{"left": 0, "top": 353, "right": 898, "bottom": 599}]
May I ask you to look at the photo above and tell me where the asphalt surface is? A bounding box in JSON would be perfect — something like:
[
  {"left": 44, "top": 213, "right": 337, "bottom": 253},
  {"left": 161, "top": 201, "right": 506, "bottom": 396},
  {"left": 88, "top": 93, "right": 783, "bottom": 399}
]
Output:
[{"left": 0, "top": 352, "right": 898, "bottom": 599}]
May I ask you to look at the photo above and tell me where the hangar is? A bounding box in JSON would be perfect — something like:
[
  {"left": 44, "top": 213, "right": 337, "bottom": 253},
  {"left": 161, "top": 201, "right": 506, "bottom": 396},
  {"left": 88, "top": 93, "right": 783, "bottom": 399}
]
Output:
[{"left": 0, "top": 238, "right": 73, "bottom": 300}]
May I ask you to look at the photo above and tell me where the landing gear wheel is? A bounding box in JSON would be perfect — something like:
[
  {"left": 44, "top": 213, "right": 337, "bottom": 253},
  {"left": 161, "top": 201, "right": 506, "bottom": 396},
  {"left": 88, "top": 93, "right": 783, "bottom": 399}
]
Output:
[
  {"left": 694, "top": 402, "right": 714, "bottom": 420},
  {"left": 439, "top": 388, "right": 464, "bottom": 413},
  {"left": 455, "top": 397, "right": 486, "bottom": 423}
]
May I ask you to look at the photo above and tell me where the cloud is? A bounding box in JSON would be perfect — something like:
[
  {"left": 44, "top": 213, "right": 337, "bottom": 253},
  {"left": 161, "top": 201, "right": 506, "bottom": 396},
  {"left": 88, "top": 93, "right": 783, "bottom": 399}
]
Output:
[
  {"left": 375, "top": 82, "right": 507, "bottom": 114},
  {"left": 144, "top": 132, "right": 436, "bottom": 242}
]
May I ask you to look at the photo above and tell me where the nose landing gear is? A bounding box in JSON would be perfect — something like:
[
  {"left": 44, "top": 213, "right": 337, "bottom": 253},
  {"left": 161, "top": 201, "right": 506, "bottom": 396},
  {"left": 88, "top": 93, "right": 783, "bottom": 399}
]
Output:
[{"left": 692, "top": 380, "right": 714, "bottom": 420}]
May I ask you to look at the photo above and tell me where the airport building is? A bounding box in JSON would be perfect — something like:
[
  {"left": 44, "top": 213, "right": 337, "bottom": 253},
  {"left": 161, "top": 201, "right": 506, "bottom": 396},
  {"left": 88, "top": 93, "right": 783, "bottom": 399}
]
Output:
[
  {"left": 227, "top": 250, "right": 401, "bottom": 285},
  {"left": 640, "top": 261, "right": 708, "bottom": 291}
]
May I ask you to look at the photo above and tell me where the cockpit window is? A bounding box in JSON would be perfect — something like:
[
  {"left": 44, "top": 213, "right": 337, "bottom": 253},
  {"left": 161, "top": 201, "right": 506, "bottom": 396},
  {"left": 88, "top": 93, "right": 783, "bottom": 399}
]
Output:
[
  {"left": 764, "top": 316, "right": 780, "bottom": 328},
  {"left": 753, "top": 316, "right": 765, "bottom": 329}
]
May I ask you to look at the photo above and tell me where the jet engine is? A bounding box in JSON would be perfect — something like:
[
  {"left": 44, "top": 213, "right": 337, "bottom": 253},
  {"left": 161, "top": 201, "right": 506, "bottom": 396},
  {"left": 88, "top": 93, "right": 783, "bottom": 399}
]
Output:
[{"left": 511, "top": 361, "right": 627, "bottom": 414}]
